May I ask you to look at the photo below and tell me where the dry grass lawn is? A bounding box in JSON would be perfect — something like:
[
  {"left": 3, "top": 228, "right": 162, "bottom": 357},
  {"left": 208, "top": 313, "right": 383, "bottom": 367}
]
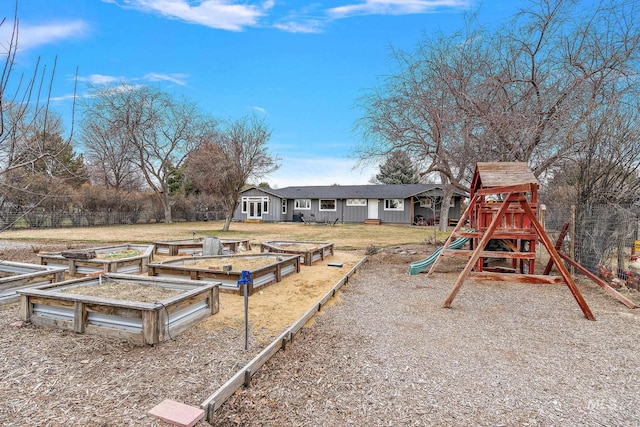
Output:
[{"left": 0, "top": 220, "right": 446, "bottom": 250}]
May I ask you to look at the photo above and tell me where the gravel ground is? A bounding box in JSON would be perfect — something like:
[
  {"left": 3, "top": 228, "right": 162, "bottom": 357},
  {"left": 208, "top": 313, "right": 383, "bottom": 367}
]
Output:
[
  {"left": 211, "top": 253, "right": 640, "bottom": 427},
  {"left": 1, "top": 240, "right": 639, "bottom": 426}
]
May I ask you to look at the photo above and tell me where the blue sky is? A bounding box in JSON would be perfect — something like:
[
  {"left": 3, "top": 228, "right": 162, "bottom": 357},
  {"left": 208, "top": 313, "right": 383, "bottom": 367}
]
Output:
[{"left": 2, "top": 0, "right": 520, "bottom": 187}]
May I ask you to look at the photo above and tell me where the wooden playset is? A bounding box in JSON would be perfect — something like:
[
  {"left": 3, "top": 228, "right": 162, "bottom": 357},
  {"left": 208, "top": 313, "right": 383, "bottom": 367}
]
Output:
[{"left": 427, "top": 162, "right": 595, "bottom": 320}]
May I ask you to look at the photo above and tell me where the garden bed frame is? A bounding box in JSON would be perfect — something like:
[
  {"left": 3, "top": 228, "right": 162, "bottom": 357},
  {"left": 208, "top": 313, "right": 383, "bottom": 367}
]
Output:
[
  {"left": 0, "top": 261, "right": 66, "bottom": 305},
  {"left": 18, "top": 274, "right": 219, "bottom": 345},
  {"left": 37, "top": 244, "right": 155, "bottom": 276},
  {"left": 153, "top": 238, "right": 252, "bottom": 256},
  {"left": 147, "top": 254, "right": 300, "bottom": 296},
  {"left": 260, "top": 241, "right": 334, "bottom": 265}
]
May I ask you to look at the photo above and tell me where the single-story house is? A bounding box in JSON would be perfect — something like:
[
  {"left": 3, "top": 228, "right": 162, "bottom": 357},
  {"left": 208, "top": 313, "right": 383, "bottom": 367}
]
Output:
[{"left": 233, "top": 184, "right": 467, "bottom": 225}]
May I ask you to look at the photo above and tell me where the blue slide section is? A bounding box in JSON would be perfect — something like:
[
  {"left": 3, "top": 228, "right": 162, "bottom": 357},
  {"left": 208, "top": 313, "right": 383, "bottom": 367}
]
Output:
[{"left": 408, "top": 229, "right": 473, "bottom": 275}]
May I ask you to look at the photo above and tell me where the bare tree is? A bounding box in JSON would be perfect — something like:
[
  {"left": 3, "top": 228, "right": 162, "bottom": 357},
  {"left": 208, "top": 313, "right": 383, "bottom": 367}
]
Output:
[
  {"left": 355, "top": 21, "right": 484, "bottom": 229},
  {"left": 80, "top": 100, "right": 143, "bottom": 190},
  {"left": 81, "top": 84, "right": 216, "bottom": 223},
  {"left": 1, "top": 3, "right": 80, "bottom": 228},
  {"left": 355, "top": 0, "right": 640, "bottom": 229},
  {"left": 186, "top": 115, "right": 279, "bottom": 231}
]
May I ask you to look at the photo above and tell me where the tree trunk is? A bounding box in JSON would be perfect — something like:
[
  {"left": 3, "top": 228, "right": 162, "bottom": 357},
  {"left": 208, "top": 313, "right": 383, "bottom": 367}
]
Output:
[
  {"left": 439, "top": 183, "right": 455, "bottom": 232},
  {"left": 222, "top": 214, "right": 232, "bottom": 231},
  {"left": 163, "top": 191, "right": 172, "bottom": 223}
]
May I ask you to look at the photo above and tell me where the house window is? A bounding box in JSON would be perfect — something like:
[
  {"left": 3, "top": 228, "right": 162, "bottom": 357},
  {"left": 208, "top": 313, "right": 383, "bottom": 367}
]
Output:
[
  {"left": 346, "top": 198, "right": 366, "bottom": 206},
  {"left": 419, "top": 198, "right": 432, "bottom": 208},
  {"left": 281, "top": 199, "right": 287, "bottom": 214},
  {"left": 384, "top": 199, "right": 404, "bottom": 211},
  {"left": 319, "top": 199, "right": 336, "bottom": 211},
  {"left": 294, "top": 199, "right": 311, "bottom": 210},
  {"left": 242, "top": 196, "right": 268, "bottom": 214}
]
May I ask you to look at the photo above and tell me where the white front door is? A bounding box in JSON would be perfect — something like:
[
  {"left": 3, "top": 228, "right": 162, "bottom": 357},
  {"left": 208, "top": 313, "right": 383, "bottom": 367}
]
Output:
[
  {"left": 247, "top": 199, "right": 263, "bottom": 220},
  {"left": 367, "top": 199, "right": 379, "bottom": 219}
]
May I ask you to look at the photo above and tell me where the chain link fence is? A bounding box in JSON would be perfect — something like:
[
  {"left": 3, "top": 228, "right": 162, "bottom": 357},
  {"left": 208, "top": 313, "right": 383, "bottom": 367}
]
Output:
[
  {"left": 545, "top": 203, "right": 640, "bottom": 289},
  {"left": 0, "top": 209, "right": 227, "bottom": 231}
]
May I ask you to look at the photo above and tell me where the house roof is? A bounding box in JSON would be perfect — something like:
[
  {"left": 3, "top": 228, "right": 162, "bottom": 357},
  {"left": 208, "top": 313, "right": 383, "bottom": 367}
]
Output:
[{"left": 243, "top": 184, "right": 467, "bottom": 199}]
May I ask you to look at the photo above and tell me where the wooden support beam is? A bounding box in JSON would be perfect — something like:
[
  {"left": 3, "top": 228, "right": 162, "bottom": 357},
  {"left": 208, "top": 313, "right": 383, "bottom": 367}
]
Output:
[
  {"left": 443, "top": 250, "right": 536, "bottom": 259},
  {"left": 443, "top": 192, "right": 515, "bottom": 308},
  {"left": 470, "top": 272, "right": 565, "bottom": 284},
  {"left": 427, "top": 195, "right": 478, "bottom": 276},
  {"left": 543, "top": 223, "right": 569, "bottom": 276},
  {"left": 475, "top": 183, "right": 534, "bottom": 196},
  {"left": 558, "top": 252, "right": 637, "bottom": 309},
  {"left": 518, "top": 197, "right": 595, "bottom": 320}
]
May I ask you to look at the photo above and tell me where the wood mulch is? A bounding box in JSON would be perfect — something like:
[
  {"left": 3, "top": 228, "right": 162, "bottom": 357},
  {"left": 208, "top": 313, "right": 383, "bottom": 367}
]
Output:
[
  {"left": 189, "top": 256, "right": 282, "bottom": 271},
  {"left": 61, "top": 280, "right": 183, "bottom": 303},
  {"left": 1, "top": 241, "right": 639, "bottom": 426}
]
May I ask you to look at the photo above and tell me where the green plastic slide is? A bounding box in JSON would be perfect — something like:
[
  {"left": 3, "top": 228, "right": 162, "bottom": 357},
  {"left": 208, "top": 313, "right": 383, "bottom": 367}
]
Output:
[{"left": 408, "top": 229, "right": 474, "bottom": 275}]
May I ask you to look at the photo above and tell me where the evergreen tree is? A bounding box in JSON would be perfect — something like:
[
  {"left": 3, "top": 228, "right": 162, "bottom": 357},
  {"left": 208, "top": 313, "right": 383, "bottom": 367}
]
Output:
[{"left": 374, "top": 151, "right": 419, "bottom": 184}]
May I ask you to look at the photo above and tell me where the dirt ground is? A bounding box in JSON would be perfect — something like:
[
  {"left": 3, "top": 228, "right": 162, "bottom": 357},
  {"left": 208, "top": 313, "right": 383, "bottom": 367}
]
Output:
[
  {"left": 0, "top": 237, "right": 368, "bottom": 427},
  {"left": 0, "top": 239, "right": 365, "bottom": 341},
  {"left": 2, "top": 224, "right": 639, "bottom": 426}
]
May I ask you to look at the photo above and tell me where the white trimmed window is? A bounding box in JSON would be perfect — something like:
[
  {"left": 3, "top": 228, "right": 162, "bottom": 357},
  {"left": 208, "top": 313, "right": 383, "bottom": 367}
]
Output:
[
  {"left": 281, "top": 199, "right": 287, "bottom": 214},
  {"left": 241, "top": 196, "right": 269, "bottom": 213},
  {"left": 419, "top": 198, "right": 432, "bottom": 208},
  {"left": 294, "top": 199, "right": 311, "bottom": 210},
  {"left": 346, "top": 198, "right": 366, "bottom": 206},
  {"left": 319, "top": 199, "right": 336, "bottom": 211},
  {"left": 384, "top": 198, "right": 404, "bottom": 211}
]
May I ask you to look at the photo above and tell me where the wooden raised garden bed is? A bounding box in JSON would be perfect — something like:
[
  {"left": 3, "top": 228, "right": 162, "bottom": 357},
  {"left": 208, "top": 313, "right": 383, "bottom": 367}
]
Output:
[
  {"left": 37, "top": 244, "right": 155, "bottom": 277},
  {"left": 0, "top": 261, "right": 66, "bottom": 305},
  {"left": 260, "top": 241, "right": 334, "bottom": 265},
  {"left": 18, "top": 274, "right": 219, "bottom": 345},
  {"left": 147, "top": 254, "right": 300, "bottom": 296},
  {"left": 153, "top": 238, "right": 252, "bottom": 256}
]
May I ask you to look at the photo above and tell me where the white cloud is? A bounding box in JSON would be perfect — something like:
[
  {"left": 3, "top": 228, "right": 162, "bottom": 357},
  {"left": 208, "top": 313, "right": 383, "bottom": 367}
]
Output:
[
  {"left": 264, "top": 156, "right": 376, "bottom": 188},
  {"left": 252, "top": 106, "right": 269, "bottom": 115},
  {"left": 273, "top": 0, "right": 472, "bottom": 33},
  {"left": 109, "top": 0, "right": 274, "bottom": 31},
  {"left": 77, "top": 72, "right": 188, "bottom": 86},
  {"left": 328, "top": 0, "right": 473, "bottom": 18},
  {"left": 273, "top": 19, "right": 324, "bottom": 34},
  {"left": 77, "top": 74, "right": 124, "bottom": 85},
  {"left": 1, "top": 20, "right": 90, "bottom": 52},
  {"left": 144, "top": 72, "right": 189, "bottom": 86}
]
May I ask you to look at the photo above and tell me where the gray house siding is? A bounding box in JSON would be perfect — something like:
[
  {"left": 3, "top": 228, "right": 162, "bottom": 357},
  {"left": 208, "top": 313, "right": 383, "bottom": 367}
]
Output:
[
  {"left": 291, "top": 200, "right": 340, "bottom": 224},
  {"left": 380, "top": 204, "right": 411, "bottom": 223},
  {"left": 234, "top": 185, "right": 467, "bottom": 225},
  {"left": 234, "top": 188, "right": 284, "bottom": 222},
  {"left": 342, "top": 204, "right": 368, "bottom": 223}
]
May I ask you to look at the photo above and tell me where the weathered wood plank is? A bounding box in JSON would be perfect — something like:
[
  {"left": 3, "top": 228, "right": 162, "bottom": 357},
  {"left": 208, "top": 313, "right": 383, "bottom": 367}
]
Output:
[
  {"left": 18, "top": 273, "right": 218, "bottom": 344},
  {"left": 443, "top": 250, "right": 536, "bottom": 259},
  {"left": 74, "top": 301, "right": 86, "bottom": 333},
  {"left": 200, "top": 255, "right": 367, "bottom": 422},
  {"left": 142, "top": 310, "right": 158, "bottom": 345},
  {"left": 558, "top": 252, "right": 637, "bottom": 309},
  {"left": 544, "top": 222, "right": 569, "bottom": 275},
  {"left": 475, "top": 183, "right": 535, "bottom": 196},
  {"left": 443, "top": 191, "right": 515, "bottom": 308},
  {"left": 519, "top": 197, "right": 595, "bottom": 320},
  {"left": 470, "top": 272, "right": 564, "bottom": 284},
  {"left": 475, "top": 162, "right": 538, "bottom": 187}
]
